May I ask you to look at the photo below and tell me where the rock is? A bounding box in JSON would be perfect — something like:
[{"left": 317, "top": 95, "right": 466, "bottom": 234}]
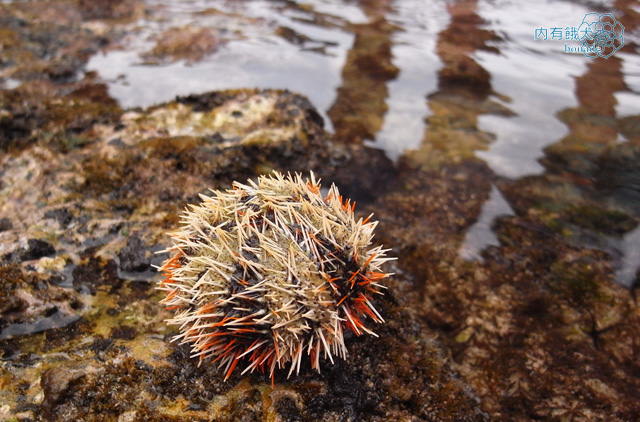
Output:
[
  {"left": 72, "top": 252, "right": 122, "bottom": 295},
  {"left": 3, "top": 239, "right": 55, "bottom": 263},
  {"left": 77, "top": 0, "right": 145, "bottom": 21},
  {"left": 41, "top": 366, "right": 87, "bottom": 415},
  {"left": 141, "top": 27, "right": 222, "bottom": 64},
  {"left": 0, "top": 264, "right": 83, "bottom": 339},
  {"left": 117, "top": 234, "right": 150, "bottom": 273},
  {"left": 44, "top": 208, "right": 74, "bottom": 227},
  {"left": 0, "top": 218, "right": 12, "bottom": 232},
  {"left": 25, "top": 239, "right": 56, "bottom": 260},
  {"left": 327, "top": 17, "right": 398, "bottom": 143}
]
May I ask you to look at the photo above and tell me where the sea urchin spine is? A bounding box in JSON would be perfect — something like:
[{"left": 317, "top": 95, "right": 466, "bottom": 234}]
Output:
[{"left": 158, "top": 171, "right": 393, "bottom": 381}]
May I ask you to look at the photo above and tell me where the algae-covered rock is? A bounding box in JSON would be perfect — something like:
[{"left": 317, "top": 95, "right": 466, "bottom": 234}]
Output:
[
  {"left": 366, "top": 160, "right": 640, "bottom": 421},
  {"left": 0, "top": 58, "right": 485, "bottom": 421},
  {"left": 3, "top": 0, "right": 639, "bottom": 421}
]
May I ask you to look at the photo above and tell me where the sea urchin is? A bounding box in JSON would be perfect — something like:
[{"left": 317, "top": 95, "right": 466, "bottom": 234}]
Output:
[{"left": 158, "top": 171, "right": 393, "bottom": 381}]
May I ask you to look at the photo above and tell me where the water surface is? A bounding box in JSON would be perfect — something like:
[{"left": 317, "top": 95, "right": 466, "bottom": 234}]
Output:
[{"left": 86, "top": 0, "right": 640, "bottom": 284}]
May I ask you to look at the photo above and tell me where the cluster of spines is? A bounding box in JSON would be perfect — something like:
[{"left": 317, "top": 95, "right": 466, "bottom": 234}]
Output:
[{"left": 158, "top": 171, "right": 393, "bottom": 382}]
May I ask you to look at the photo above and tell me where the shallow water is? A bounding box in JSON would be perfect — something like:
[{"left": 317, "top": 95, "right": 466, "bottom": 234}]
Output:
[
  {"left": 87, "top": 0, "right": 639, "bottom": 285},
  {"left": 87, "top": 0, "right": 360, "bottom": 131}
]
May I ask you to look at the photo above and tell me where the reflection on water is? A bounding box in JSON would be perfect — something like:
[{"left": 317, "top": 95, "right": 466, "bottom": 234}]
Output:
[
  {"left": 460, "top": 185, "right": 514, "bottom": 261},
  {"left": 475, "top": 0, "right": 590, "bottom": 178},
  {"left": 0, "top": 311, "right": 81, "bottom": 340},
  {"left": 371, "top": 0, "right": 447, "bottom": 160},
  {"left": 616, "top": 90, "right": 640, "bottom": 117},
  {"left": 87, "top": 0, "right": 357, "bottom": 129},
  {"left": 617, "top": 224, "right": 640, "bottom": 287},
  {"left": 86, "top": 0, "right": 639, "bottom": 284}
]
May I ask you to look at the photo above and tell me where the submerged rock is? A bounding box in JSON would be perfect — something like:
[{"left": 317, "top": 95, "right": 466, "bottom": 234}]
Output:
[
  {"left": 141, "top": 26, "right": 223, "bottom": 65},
  {"left": 365, "top": 159, "right": 640, "bottom": 421}
]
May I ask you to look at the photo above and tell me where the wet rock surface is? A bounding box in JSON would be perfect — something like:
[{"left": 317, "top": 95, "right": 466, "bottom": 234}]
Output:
[
  {"left": 0, "top": 81, "right": 483, "bottom": 419},
  {"left": 1, "top": 0, "right": 640, "bottom": 421}
]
